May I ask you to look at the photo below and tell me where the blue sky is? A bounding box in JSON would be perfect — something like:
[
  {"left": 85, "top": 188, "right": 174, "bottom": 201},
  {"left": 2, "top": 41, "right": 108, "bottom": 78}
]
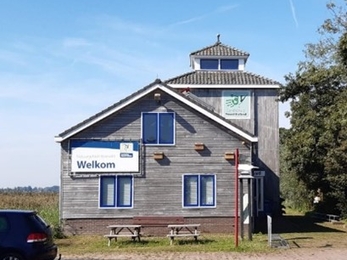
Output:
[{"left": 0, "top": 0, "right": 341, "bottom": 188}]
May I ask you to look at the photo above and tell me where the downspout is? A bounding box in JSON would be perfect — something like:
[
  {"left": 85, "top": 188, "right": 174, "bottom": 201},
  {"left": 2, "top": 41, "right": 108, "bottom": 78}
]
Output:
[{"left": 234, "top": 148, "right": 239, "bottom": 248}]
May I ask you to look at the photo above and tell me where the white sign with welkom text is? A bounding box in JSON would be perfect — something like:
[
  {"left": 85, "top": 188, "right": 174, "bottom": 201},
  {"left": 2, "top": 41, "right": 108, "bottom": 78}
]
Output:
[
  {"left": 222, "top": 90, "right": 251, "bottom": 119},
  {"left": 70, "top": 140, "right": 139, "bottom": 173}
]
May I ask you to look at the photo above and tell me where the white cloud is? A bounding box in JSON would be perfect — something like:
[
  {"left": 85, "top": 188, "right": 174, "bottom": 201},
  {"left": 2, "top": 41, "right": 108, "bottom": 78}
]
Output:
[
  {"left": 168, "top": 4, "right": 238, "bottom": 28},
  {"left": 215, "top": 4, "right": 239, "bottom": 13}
]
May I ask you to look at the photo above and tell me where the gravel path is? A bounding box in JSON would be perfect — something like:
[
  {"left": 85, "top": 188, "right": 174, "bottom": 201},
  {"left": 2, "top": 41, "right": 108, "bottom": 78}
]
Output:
[{"left": 61, "top": 248, "right": 347, "bottom": 260}]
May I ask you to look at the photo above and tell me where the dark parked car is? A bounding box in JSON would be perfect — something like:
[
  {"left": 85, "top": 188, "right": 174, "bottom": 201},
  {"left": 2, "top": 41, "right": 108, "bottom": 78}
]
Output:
[{"left": 0, "top": 209, "right": 58, "bottom": 260}]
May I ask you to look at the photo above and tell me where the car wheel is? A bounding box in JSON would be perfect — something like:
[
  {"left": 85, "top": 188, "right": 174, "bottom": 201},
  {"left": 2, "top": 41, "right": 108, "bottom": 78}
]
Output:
[{"left": 0, "top": 252, "right": 25, "bottom": 260}]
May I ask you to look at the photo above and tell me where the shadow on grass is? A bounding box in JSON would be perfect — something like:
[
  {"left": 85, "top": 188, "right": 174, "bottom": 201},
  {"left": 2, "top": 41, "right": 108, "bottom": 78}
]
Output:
[
  {"left": 174, "top": 238, "right": 214, "bottom": 245},
  {"left": 118, "top": 240, "right": 151, "bottom": 245},
  {"left": 257, "top": 214, "right": 346, "bottom": 234},
  {"left": 110, "top": 237, "right": 215, "bottom": 247}
]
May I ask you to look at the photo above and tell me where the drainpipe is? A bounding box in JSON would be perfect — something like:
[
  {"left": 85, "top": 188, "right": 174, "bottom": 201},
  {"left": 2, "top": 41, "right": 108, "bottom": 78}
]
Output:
[{"left": 235, "top": 149, "right": 239, "bottom": 248}]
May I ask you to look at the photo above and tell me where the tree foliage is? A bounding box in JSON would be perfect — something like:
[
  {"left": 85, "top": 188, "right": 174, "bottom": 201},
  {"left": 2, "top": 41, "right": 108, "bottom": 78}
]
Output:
[
  {"left": 280, "top": 128, "right": 312, "bottom": 212},
  {"left": 279, "top": 1, "right": 347, "bottom": 217}
]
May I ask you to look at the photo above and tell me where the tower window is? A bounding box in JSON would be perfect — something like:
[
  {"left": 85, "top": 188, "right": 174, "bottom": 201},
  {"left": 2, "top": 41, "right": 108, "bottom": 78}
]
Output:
[
  {"left": 221, "top": 59, "right": 238, "bottom": 70},
  {"left": 200, "top": 59, "right": 239, "bottom": 70},
  {"left": 200, "top": 59, "right": 218, "bottom": 69}
]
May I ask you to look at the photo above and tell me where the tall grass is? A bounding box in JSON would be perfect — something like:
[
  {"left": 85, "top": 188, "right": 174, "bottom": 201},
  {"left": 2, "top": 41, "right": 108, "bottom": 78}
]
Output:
[{"left": 0, "top": 191, "right": 62, "bottom": 237}]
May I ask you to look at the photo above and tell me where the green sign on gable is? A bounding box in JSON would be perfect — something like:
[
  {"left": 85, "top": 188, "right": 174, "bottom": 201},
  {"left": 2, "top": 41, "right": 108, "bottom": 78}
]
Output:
[{"left": 222, "top": 90, "right": 251, "bottom": 119}]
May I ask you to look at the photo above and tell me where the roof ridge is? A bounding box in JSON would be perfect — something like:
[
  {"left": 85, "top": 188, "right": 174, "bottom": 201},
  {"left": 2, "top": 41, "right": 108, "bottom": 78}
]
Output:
[
  {"left": 217, "top": 42, "right": 250, "bottom": 56},
  {"left": 56, "top": 79, "right": 163, "bottom": 137},
  {"left": 190, "top": 42, "right": 219, "bottom": 55}
]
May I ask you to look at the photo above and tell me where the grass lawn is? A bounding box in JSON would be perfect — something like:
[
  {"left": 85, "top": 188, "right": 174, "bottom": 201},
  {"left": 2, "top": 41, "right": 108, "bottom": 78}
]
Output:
[{"left": 55, "top": 213, "right": 347, "bottom": 255}]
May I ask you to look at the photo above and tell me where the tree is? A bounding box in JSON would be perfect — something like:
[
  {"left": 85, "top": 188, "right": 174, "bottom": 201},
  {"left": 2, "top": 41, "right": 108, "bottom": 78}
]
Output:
[
  {"left": 319, "top": 89, "right": 347, "bottom": 216},
  {"left": 279, "top": 1, "right": 347, "bottom": 217},
  {"left": 279, "top": 128, "right": 312, "bottom": 212}
]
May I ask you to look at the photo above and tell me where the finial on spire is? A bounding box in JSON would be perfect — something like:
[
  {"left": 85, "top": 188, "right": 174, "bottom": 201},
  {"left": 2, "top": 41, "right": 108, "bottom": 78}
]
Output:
[{"left": 216, "top": 34, "right": 221, "bottom": 43}]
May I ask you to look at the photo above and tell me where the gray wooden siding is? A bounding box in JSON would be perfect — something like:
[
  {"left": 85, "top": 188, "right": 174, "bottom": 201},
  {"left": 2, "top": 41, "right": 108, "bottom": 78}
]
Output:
[
  {"left": 190, "top": 89, "right": 255, "bottom": 134},
  {"left": 189, "top": 88, "right": 279, "bottom": 205},
  {"left": 60, "top": 90, "right": 250, "bottom": 219},
  {"left": 189, "top": 88, "right": 279, "bottom": 172}
]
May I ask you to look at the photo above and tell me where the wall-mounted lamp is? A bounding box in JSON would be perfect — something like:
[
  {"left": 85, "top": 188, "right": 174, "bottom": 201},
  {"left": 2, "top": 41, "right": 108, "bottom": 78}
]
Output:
[{"left": 154, "top": 93, "right": 161, "bottom": 103}]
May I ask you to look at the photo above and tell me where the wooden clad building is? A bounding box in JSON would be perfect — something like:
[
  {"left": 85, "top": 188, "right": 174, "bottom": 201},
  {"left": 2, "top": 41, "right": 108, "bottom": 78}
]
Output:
[{"left": 55, "top": 38, "right": 280, "bottom": 235}]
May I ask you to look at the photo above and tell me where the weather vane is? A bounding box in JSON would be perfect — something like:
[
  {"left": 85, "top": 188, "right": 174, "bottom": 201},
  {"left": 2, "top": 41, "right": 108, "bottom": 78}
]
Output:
[{"left": 217, "top": 33, "right": 221, "bottom": 43}]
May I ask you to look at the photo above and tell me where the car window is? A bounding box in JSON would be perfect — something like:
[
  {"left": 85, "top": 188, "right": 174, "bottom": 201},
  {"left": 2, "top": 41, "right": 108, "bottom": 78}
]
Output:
[{"left": 30, "top": 213, "right": 49, "bottom": 229}]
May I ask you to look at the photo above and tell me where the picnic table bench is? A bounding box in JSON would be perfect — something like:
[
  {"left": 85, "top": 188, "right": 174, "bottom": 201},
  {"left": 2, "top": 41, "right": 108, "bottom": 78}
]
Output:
[
  {"left": 104, "top": 224, "right": 141, "bottom": 246},
  {"left": 312, "top": 212, "right": 340, "bottom": 222},
  {"left": 167, "top": 224, "right": 200, "bottom": 245}
]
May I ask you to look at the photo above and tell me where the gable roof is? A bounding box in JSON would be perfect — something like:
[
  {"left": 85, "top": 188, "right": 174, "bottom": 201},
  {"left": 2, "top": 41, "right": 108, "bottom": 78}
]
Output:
[
  {"left": 190, "top": 41, "right": 249, "bottom": 58},
  {"left": 165, "top": 70, "right": 281, "bottom": 88},
  {"left": 54, "top": 79, "right": 258, "bottom": 143}
]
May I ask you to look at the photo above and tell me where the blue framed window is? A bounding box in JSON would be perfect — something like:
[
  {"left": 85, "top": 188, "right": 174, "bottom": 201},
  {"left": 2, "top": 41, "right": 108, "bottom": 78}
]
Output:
[
  {"left": 183, "top": 175, "right": 216, "bottom": 208},
  {"left": 100, "top": 176, "right": 133, "bottom": 208},
  {"left": 200, "top": 59, "right": 239, "bottom": 70},
  {"left": 142, "top": 112, "right": 175, "bottom": 145},
  {"left": 221, "top": 59, "right": 238, "bottom": 70},
  {"left": 200, "top": 59, "right": 218, "bottom": 69}
]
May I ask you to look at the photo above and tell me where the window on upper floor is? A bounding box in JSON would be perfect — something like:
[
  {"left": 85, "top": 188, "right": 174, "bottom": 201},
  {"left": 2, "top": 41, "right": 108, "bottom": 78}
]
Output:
[
  {"left": 142, "top": 112, "right": 175, "bottom": 145},
  {"left": 99, "top": 175, "right": 133, "bottom": 208},
  {"left": 200, "top": 59, "right": 218, "bottom": 69},
  {"left": 221, "top": 59, "right": 238, "bottom": 70},
  {"left": 183, "top": 174, "right": 216, "bottom": 208},
  {"left": 200, "top": 58, "right": 239, "bottom": 70}
]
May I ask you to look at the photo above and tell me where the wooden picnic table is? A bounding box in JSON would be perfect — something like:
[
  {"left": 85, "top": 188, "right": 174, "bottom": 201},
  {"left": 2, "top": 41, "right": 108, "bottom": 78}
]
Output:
[
  {"left": 104, "top": 224, "right": 142, "bottom": 246},
  {"left": 167, "top": 224, "right": 200, "bottom": 245}
]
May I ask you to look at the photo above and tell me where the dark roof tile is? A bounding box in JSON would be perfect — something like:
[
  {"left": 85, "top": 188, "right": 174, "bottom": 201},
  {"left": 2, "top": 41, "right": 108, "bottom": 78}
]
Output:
[
  {"left": 190, "top": 42, "right": 249, "bottom": 57},
  {"left": 165, "top": 70, "right": 281, "bottom": 85}
]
